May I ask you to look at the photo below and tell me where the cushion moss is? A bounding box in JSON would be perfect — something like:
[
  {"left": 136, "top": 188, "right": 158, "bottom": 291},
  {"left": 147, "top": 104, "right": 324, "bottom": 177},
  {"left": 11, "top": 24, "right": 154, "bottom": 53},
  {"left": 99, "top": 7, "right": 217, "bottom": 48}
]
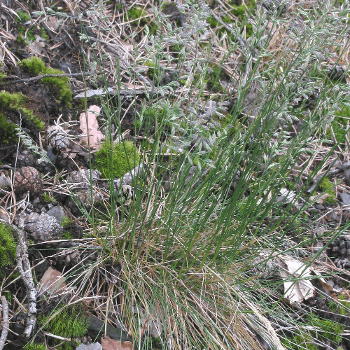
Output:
[
  {"left": 20, "top": 57, "right": 72, "bottom": 107},
  {"left": 95, "top": 141, "right": 141, "bottom": 179}
]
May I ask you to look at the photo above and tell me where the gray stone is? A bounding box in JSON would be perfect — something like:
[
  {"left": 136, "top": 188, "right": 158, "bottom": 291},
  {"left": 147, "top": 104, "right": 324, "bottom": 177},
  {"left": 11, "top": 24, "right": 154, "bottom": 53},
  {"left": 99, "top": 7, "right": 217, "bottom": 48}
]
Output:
[
  {"left": 76, "top": 343, "right": 102, "bottom": 350},
  {"left": 339, "top": 192, "right": 350, "bottom": 206},
  {"left": 46, "top": 206, "right": 66, "bottom": 224},
  {"left": 24, "top": 212, "right": 63, "bottom": 242},
  {"left": 67, "top": 169, "right": 101, "bottom": 186},
  {"left": 344, "top": 169, "right": 350, "bottom": 187}
]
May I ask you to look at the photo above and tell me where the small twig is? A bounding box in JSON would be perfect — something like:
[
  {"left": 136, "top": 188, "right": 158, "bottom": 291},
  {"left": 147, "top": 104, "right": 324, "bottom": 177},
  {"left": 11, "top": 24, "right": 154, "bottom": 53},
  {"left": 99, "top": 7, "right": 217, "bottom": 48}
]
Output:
[
  {"left": 13, "top": 217, "right": 37, "bottom": 338},
  {"left": 0, "top": 296, "right": 9, "bottom": 350},
  {"left": 0, "top": 71, "right": 97, "bottom": 87}
]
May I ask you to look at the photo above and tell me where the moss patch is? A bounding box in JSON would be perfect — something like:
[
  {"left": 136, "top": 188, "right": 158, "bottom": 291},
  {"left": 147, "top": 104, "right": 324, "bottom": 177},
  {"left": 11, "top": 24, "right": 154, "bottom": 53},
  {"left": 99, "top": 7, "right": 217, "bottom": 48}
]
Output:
[
  {"left": 20, "top": 57, "right": 72, "bottom": 107},
  {"left": 318, "top": 177, "right": 337, "bottom": 204},
  {"left": 95, "top": 141, "right": 141, "bottom": 179},
  {"left": 0, "top": 223, "right": 17, "bottom": 267},
  {"left": 41, "top": 303, "right": 89, "bottom": 338},
  {"left": 0, "top": 91, "right": 45, "bottom": 146}
]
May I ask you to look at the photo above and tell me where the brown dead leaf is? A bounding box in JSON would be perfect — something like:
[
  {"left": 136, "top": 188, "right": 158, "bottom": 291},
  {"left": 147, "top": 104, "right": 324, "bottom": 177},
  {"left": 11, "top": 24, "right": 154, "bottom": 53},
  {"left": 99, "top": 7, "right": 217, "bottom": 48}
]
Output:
[
  {"left": 45, "top": 17, "right": 59, "bottom": 31},
  {"left": 101, "top": 336, "right": 133, "bottom": 350},
  {"left": 37, "top": 267, "right": 66, "bottom": 295}
]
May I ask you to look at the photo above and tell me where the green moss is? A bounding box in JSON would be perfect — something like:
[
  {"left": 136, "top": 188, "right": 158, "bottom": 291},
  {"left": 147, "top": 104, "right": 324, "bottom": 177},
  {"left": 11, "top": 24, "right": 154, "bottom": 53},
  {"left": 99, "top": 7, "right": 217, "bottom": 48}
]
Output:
[
  {"left": 329, "top": 295, "right": 350, "bottom": 316},
  {"left": 24, "top": 343, "right": 47, "bottom": 350},
  {"left": 0, "top": 113, "right": 18, "bottom": 146},
  {"left": 281, "top": 332, "right": 318, "bottom": 350},
  {"left": 0, "top": 223, "right": 17, "bottom": 267},
  {"left": 318, "top": 177, "right": 337, "bottom": 204},
  {"left": 282, "top": 314, "right": 345, "bottom": 349},
  {"left": 20, "top": 57, "right": 72, "bottom": 107},
  {"left": 41, "top": 303, "right": 89, "bottom": 338},
  {"left": 20, "top": 57, "right": 46, "bottom": 75},
  {"left": 0, "top": 91, "right": 45, "bottom": 133},
  {"left": 42, "top": 68, "right": 72, "bottom": 106},
  {"left": 309, "top": 313, "right": 344, "bottom": 344},
  {"left": 95, "top": 141, "right": 141, "bottom": 179}
]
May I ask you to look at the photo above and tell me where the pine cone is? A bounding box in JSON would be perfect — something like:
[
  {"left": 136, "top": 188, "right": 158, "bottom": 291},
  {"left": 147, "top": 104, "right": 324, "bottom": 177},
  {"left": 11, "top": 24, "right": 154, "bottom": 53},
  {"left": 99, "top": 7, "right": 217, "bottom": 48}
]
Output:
[
  {"left": 327, "top": 235, "right": 350, "bottom": 269},
  {"left": 14, "top": 166, "right": 43, "bottom": 195}
]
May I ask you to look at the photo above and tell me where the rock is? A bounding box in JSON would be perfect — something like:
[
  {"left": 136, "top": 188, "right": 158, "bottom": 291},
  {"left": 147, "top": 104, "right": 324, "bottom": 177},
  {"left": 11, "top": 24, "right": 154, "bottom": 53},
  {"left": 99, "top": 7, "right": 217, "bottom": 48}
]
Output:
[
  {"left": 344, "top": 169, "right": 350, "bottom": 187},
  {"left": 88, "top": 315, "right": 132, "bottom": 342},
  {"left": 0, "top": 173, "right": 11, "bottom": 190},
  {"left": 67, "top": 169, "right": 102, "bottom": 187},
  {"left": 276, "top": 188, "right": 296, "bottom": 204},
  {"left": 14, "top": 166, "right": 43, "bottom": 195},
  {"left": 23, "top": 212, "right": 63, "bottom": 242},
  {"left": 338, "top": 193, "right": 350, "bottom": 206},
  {"left": 46, "top": 206, "right": 66, "bottom": 224},
  {"left": 76, "top": 343, "right": 102, "bottom": 350}
]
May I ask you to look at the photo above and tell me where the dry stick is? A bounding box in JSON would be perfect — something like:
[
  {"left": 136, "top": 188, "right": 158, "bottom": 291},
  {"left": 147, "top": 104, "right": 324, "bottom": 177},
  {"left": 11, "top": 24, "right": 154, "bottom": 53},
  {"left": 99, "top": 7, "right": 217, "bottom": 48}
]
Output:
[
  {"left": 0, "top": 296, "right": 9, "bottom": 350},
  {"left": 13, "top": 217, "right": 37, "bottom": 339},
  {"left": 0, "top": 71, "right": 96, "bottom": 87}
]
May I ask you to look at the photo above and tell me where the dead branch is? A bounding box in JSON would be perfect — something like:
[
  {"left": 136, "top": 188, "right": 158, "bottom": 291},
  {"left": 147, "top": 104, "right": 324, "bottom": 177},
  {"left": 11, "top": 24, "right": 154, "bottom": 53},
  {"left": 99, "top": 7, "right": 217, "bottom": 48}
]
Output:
[
  {"left": 0, "top": 296, "right": 9, "bottom": 350},
  {"left": 13, "top": 217, "right": 37, "bottom": 338}
]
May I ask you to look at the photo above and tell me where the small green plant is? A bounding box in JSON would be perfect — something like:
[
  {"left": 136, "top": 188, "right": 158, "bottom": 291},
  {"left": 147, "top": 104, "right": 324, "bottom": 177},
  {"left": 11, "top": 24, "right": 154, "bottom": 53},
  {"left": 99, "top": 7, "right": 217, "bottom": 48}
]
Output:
[
  {"left": 15, "top": 10, "right": 36, "bottom": 44},
  {"left": 95, "top": 141, "right": 141, "bottom": 179},
  {"left": 62, "top": 231, "right": 74, "bottom": 239},
  {"left": 61, "top": 216, "right": 74, "bottom": 229},
  {"left": 20, "top": 57, "right": 72, "bottom": 107},
  {"left": 42, "top": 192, "right": 56, "bottom": 204},
  {"left": 0, "top": 223, "right": 17, "bottom": 267},
  {"left": 41, "top": 303, "right": 89, "bottom": 338}
]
